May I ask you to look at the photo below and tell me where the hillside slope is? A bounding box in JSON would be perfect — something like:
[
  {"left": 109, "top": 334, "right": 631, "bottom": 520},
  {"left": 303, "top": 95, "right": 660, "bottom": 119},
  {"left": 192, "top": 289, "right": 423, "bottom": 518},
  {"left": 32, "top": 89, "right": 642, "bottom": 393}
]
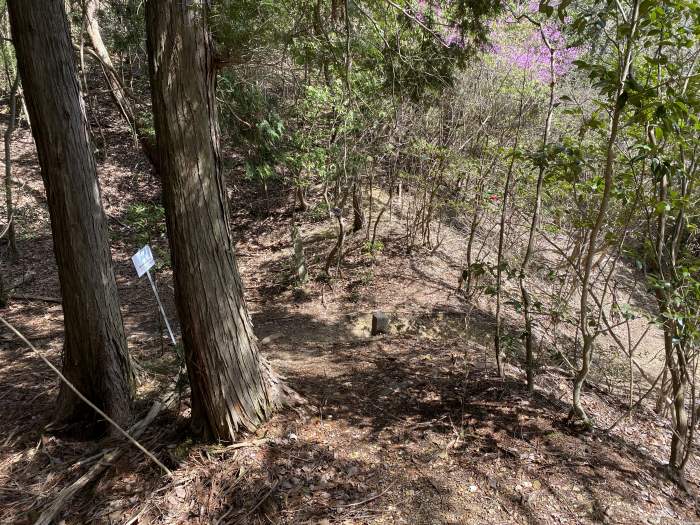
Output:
[{"left": 0, "top": 109, "right": 698, "bottom": 524}]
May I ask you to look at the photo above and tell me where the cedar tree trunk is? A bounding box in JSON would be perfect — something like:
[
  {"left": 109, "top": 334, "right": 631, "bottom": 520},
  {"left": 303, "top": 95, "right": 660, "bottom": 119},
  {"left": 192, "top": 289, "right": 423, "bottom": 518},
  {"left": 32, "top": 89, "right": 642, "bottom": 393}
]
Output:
[
  {"left": 145, "top": 0, "right": 293, "bottom": 441},
  {"left": 8, "top": 0, "right": 133, "bottom": 427}
]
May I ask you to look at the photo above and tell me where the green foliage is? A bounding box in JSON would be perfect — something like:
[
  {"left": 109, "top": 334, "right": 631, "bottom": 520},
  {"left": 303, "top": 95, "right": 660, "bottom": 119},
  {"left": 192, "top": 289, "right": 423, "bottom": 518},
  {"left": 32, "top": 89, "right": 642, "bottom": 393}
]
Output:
[
  {"left": 362, "top": 239, "right": 384, "bottom": 255},
  {"left": 125, "top": 204, "right": 169, "bottom": 270},
  {"left": 0, "top": 7, "right": 16, "bottom": 93},
  {"left": 358, "top": 268, "right": 375, "bottom": 285},
  {"left": 218, "top": 74, "right": 287, "bottom": 189},
  {"left": 126, "top": 203, "right": 166, "bottom": 245},
  {"left": 67, "top": 0, "right": 700, "bottom": 469},
  {"left": 106, "top": 0, "right": 146, "bottom": 54},
  {"left": 210, "top": 0, "right": 503, "bottom": 205},
  {"left": 211, "top": 0, "right": 292, "bottom": 62}
]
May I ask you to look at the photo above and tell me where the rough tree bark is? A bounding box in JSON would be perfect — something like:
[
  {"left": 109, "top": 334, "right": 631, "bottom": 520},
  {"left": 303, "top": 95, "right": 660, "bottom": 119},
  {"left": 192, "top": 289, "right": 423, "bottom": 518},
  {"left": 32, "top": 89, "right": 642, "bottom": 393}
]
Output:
[
  {"left": 8, "top": 0, "right": 133, "bottom": 427},
  {"left": 145, "top": 0, "right": 295, "bottom": 441}
]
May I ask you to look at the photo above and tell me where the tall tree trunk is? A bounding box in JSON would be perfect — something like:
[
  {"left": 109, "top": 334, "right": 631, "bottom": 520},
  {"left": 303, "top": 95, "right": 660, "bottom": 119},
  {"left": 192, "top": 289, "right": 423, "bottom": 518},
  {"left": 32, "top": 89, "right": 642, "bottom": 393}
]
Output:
[
  {"left": 8, "top": 0, "right": 133, "bottom": 428},
  {"left": 664, "top": 323, "right": 689, "bottom": 475},
  {"left": 145, "top": 0, "right": 294, "bottom": 441},
  {"left": 494, "top": 83, "right": 526, "bottom": 379},
  {"left": 83, "top": 0, "right": 133, "bottom": 126}
]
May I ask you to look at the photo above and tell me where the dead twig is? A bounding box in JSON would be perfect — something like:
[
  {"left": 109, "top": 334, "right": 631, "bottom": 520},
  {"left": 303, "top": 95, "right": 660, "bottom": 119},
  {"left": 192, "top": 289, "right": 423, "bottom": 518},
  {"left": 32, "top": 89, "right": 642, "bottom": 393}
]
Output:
[
  {"left": 123, "top": 503, "right": 151, "bottom": 525},
  {"left": 232, "top": 480, "right": 279, "bottom": 525},
  {"left": 336, "top": 480, "right": 396, "bottom": 508},
  {"left": 33, "top": 391, "right": 177, "bottom": 525}
]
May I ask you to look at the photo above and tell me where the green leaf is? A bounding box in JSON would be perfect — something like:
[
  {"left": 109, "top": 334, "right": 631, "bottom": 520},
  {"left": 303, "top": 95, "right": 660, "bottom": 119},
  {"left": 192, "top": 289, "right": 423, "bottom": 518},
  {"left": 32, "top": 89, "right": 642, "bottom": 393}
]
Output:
[{"left": 655, "top": 201, "right": 671, "bottom": 215}]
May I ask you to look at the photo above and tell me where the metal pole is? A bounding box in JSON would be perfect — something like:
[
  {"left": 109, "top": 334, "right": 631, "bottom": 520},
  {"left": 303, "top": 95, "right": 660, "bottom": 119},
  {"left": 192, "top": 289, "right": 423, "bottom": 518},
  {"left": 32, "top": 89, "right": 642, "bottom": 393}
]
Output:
[{"left": 146, "top": 269, "right": 177, "bottom": 345}]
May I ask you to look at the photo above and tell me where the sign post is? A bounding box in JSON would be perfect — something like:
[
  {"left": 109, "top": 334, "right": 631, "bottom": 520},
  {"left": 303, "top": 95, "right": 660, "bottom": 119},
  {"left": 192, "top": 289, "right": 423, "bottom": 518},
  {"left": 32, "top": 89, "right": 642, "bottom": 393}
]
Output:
[{"left": 132, "top": 245, "right": 176, "bottom": 346}]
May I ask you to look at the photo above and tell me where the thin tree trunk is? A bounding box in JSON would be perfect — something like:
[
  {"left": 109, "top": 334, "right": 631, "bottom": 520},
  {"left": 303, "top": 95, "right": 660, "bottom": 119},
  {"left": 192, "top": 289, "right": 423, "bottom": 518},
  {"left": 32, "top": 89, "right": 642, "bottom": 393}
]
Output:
[
  {"left": 3, "top": 72, "right": 19, "bottom": 260},
  {"left": 494, "top": 84, "right": 526, "bottom": 379},
  {"left": 295, "top": 185, "right": 309, "bottom": 212},
  {"left": 655, "top": 363, "right": 670, "bottom": 416},
  {"left": 292, "top": 224, "right": 308, "bottom": 283},
  {"left": 665, "top": 326, "right": 689, "bottom": 474},
  {"left": 370, "top": 176, "right": 394, "bottom": 252},
  {"left": 655, "top": 174, "right": 690, "bottom": 476},
  {"left": 570, "top": 0, "right": 641, "bottom": 424},
  {"left": 366, "top": 169, "right": 373, "bottom": 240},
  {"left": 18, "top": 88, "right": 30, "bottom": 128},
  {"left": 81, "top": 0, "right": 158, "bottom": 167},
  {"left": 325, "top": 211, "right": 346, "bottom": 275},
  {"left": 464, "top": 144, "right": 490, "bottom": 297},
  {"left": 519, "top": 27, "right": 556, "bottom": 394},
  {"left": 8, "top": 0, "right": 133, "bottom": 428},
  {"left": 352, "top": 180, "right": 365, "bottom": 233},
  {"left": 145, "top": 0, "right": 295, "bottom": 441}
]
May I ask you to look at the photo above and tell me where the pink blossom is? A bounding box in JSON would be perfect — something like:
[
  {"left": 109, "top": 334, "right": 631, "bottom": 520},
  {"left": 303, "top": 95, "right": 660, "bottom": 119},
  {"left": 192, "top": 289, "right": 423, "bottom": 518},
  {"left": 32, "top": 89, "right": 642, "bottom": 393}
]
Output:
[{"left": 489, "top": 18, "right": 581, "bottom": 83}]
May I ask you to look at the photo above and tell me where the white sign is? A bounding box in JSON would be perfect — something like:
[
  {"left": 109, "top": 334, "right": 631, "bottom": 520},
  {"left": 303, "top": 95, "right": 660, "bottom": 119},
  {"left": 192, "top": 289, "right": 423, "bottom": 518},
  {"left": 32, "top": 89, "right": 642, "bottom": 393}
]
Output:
[
  {"left": 132, "top": 245, "right": 155, "bottom": 278},
  {"left": 131, "top": 245, "right": 177, "bottom": 346}
]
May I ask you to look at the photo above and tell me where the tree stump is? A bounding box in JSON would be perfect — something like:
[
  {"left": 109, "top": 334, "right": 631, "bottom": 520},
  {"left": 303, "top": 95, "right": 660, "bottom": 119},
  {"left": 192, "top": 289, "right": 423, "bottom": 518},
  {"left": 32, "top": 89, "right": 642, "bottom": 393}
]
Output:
[{"left": 371, "top": 311, "right": 389, "bottom": 335}]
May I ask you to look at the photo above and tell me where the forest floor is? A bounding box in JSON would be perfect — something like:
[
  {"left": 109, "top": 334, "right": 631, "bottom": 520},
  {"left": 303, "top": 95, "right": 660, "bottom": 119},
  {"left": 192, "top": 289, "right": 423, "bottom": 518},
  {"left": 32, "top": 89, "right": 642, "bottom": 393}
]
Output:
[{"left": 1, "top": 97, "right": 700, "bottom": 524}]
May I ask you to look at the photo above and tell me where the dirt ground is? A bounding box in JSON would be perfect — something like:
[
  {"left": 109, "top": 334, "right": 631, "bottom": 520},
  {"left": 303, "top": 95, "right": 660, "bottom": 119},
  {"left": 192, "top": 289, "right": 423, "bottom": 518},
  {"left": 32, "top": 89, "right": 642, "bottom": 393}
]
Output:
[{"left": 1, "top": 94, "right": 700, "bottom": 524}]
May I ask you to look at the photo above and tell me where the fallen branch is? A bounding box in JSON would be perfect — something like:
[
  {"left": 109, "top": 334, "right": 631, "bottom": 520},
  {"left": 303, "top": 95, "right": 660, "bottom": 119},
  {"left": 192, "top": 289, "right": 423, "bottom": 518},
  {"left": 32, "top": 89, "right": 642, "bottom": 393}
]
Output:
[
  {"left": 208, "top": 467, "right": 247, "bottom": 525},
  {"left": 11, "top": 294, "right": 61, "bottom": 303},
  {"left": 0, "top": 316, "right": 171, "bottom": 476},
  {"left": 0, "top": 215, "right": 12, "bottom": 239},
  {"left": 336, "top": 480, "right": 396, "bottom": 508},
  {"left": 123, "top": 503, "right": 151, "bottom": 525},
  {"left": 208, "top": 437, "right": 269, "bottom": 455},
  {"left": 233, "top": 480, "right": 279, "bottom": 525},
  {"left": 34, "top": 392, "right": 177, "bottom": 525}
]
